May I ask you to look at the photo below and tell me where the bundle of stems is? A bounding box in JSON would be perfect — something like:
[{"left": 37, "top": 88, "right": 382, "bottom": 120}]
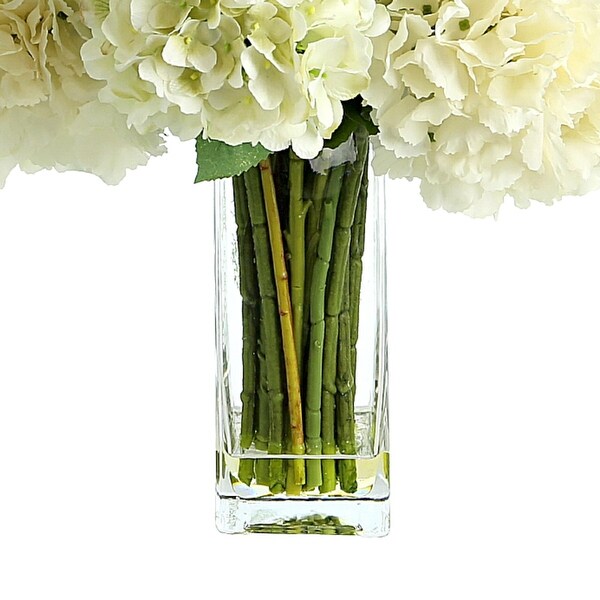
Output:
[{"left": 232, "top": 130, "right": 370, "bottom": 495}]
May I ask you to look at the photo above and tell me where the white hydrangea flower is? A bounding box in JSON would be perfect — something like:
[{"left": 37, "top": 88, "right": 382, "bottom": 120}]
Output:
[
  {"left": 80, "top": 0, "right": 204, "bottom": 140},
  {"left": 81, "top": 0, "right": 389, "bottom": 158},
  {"left": 0, "top": 0, "right": 164, "bottom": 187},
  {"left": 366, "top": 0, "right": 600, "bottom": 217}
]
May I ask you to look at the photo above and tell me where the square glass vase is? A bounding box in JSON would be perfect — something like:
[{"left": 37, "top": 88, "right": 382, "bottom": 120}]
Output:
[{"left": 214, "top": 143, "right": 389, "bottom": 536}]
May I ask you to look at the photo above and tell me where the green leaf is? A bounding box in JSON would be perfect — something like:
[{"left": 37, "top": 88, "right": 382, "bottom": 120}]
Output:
[
  {"left": 195, "top": 138, "right": 272, "bottom": 183},
  {"left": 325, "top": 98, "right": 378, "bottom": 150}
]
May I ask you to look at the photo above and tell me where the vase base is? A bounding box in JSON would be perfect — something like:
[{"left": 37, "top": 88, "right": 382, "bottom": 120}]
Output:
[{"left": 215, "top": 494, "right": 390, "bottom": 536}]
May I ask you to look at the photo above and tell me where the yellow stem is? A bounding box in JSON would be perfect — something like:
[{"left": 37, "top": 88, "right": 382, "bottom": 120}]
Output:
[{"left": 259, "top": 159, "right": 306, "bottom": 486}]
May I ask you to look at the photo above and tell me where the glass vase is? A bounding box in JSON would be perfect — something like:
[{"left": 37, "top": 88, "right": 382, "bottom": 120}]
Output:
[{"left": 214, "top": 133, "right": 389, "bottom": 536}]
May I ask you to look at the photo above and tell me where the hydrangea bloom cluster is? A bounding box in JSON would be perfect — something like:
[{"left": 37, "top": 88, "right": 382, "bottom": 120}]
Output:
[
  {"left": 0, "top": 0, "right": 164, "bottom": 187},
  {"left": 2, "top": 0, "right": 600, "bottom": 217},
  {"left": 366, "top": 0, "right": 600, "bottom": 217},
  {"left": 80, "top": 0, "right": 389, "bottom": 158}
]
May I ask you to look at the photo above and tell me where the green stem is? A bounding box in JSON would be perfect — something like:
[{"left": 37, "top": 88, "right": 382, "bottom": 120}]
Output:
[
  {"left": 336, "top": 262, "right": 357, "bottom": 492},
  {"left": 255, "top": 324, "right": 270, "bottom": 452},
  {"left": 339, "top": 159, "right": 369, "bottom": 493},
  {"left": 244, "top": 167, "right": 286, "bottom": 492},
  {"left": 232, "top": 175, "right": 260, "bottom": 486},
  {"left": 320, "top": 314, "right": 339, "bottom": 493},
  {"left": 325, "top": 133, "right": 369, "bottom": 323},
  {"left": 306, "top": 172, "right": 329, "bottom": 246},
  {"left": 350, "top": 162, "right": 369, "bottom": 394},
  {"left": 288, "top": 151, "right": 308, "bottom": 377},
  {"left": 232, "top": 175, "right": 259, "bottom": 451},
  {"left": 255, "top": 324, "right": 271, "bottom": 486},
  {"left": 321, "top": 130, "right": 370, "bottom": 493},
  {"left": 303, "top": 171, "right": 329, "bottom": 356},
  {"left": 238, "top": 458, "right": 255, "bottom": 487},
  {"left": 304, "top": 166, "right": 345, "bottom": 490}
]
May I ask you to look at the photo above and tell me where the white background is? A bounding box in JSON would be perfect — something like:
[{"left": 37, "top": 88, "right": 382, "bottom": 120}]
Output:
[{"left": 1, "top": 138, "right": 599, "bottom": 599}]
